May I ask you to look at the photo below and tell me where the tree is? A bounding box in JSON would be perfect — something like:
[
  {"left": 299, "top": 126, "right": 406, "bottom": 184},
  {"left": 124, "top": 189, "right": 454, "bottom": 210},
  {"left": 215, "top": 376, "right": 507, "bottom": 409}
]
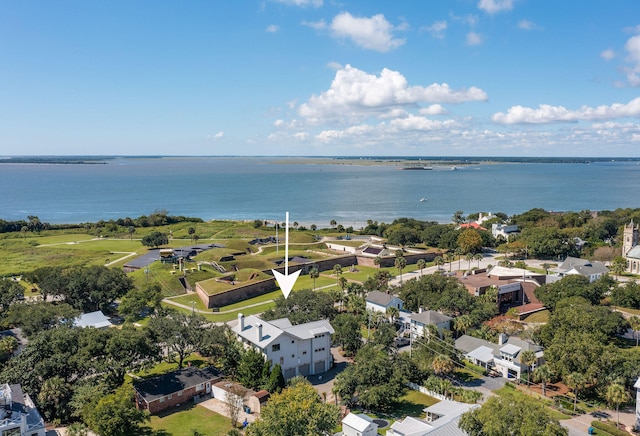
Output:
[
  {"left": 541, "top": 262, "right": 553, "bottom": 274},
  {"left": 565, "top": 371, "right": 587, "bottom": 412},
  {"left": 333, "top": 344, "right": 407, "bottom": 411},
  {"left": 417, "top": 259, "right": 426, "bottom": 276},
  {"left": 263, "top": 364, "right": 286, "bottom": 394},
  {"left": 465, "top": 252, "right": 474, "bottom": 270},
  {"left": 453, "top": 315, "right": 472, "bottom": 337},
  {"left": 386, "top": 306, "right": 400, "bottom": 324},
  {"left": 237, "top": 348, "right": 268, "bottom": 390},
  {"left": 309, "top": 267, "right": 319, "bottom": 291},
  {"left": 247, "top": 377, "right": 339, "bottom": 436},
  {"left": 434, "top": 256, "right": 444, "bottom": 271},
  {"left": 38, "top": 375, "right": 73, "bottom": 423},
  {"left": 395, "top": 256, "right": 407, "bottom": 284},
  {"left": 86, "top": 385, "right": 150, "bottom": 436},
  {"left": 374, "top": 256, "right": 381, "bottom": 269},
  {"left": 474, "top": 253, "right": 483, "bottom": 268},
  {"left": 444, "top": 252, "right": 455, "bottom": 272},
  {"left": 520, "top": 350, "right": 536, "bottom": 386},
  {"left": 457, "top": 229, "right": 483, "bottom": 254},
  {"left": 188, "top": 227, "right": 196, "bottom": 242},
  {"left": 459, "top": 392, "right": 567, "bottom": 436},
  {"left": 261, "top": 288, "right": 336, "bottom": 325},
  {"left": 431, "top": 355, "right": 454, "bottom": 376},
  {"left": 533, "top": 364, "right": 553, "bottom": 397},
  {"left": 605, "top": 382, "right": 629, "bottom": 429},
  {"left": 0, "top": 278, "right": 24, "bottom": 313},
  {"left": 611, "top": 256, "right": 627, "bottom": 279},
  {"left": 452, "top": 210, "right": 466, "bottom": 224},
  {"left": 330, "top": 219, "right": 337, "bottom": 228},
  {"left": 333, "top": 264, "right": 343, "bottom": 289},
  {"left": 147, "top": 311, "right": 206, "bottom": 369},
  {"left": 141, "top": 231, "right": 169, "bottom": 248},
  {"left": 227, "top": 384, "right": 245, "bottom": 429},
  {"left": 630, "top": 316, "right": 640, "bottom": 346},
  {"left": 127, "top": 226, "right": 136, "bottom": 240}
]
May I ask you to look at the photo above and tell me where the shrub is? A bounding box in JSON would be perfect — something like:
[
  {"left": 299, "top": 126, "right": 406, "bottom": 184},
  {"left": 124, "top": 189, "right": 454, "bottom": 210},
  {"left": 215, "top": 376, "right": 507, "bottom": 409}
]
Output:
[{"left": 590, "top": 420, "right": 629, "bottom": 436}]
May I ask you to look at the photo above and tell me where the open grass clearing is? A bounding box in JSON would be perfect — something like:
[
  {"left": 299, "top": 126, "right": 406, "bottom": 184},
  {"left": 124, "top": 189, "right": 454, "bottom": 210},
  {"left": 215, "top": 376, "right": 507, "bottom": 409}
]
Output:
[
  {"left": 148, "top": 402, "right": 234, "bottom": 436},
  {"left": 522, "top": 309, "right": 550, "bottom": 323}
]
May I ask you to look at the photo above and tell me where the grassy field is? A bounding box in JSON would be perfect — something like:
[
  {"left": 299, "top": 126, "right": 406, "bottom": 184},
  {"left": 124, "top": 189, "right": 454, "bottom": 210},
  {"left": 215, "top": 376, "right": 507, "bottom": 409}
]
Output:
[
  {"left": 148, "top": 402, "right": 234, "bottom": 436},
  {"left": 522, "top": 309, "right": 550, "bottom": 323}
]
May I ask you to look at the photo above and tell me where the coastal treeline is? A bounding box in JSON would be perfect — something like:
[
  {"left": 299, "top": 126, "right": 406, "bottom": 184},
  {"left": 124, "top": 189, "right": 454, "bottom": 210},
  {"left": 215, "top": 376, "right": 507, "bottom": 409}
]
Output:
[{"left": 0, "top": 210, "right": 203, "bottom": 235}]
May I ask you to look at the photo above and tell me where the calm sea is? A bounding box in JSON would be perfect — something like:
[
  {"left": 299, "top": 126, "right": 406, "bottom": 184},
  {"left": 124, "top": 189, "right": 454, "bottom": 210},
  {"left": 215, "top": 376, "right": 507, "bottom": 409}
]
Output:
[{"left": 1, "top": 157, "right": 640, "bottom": 227}]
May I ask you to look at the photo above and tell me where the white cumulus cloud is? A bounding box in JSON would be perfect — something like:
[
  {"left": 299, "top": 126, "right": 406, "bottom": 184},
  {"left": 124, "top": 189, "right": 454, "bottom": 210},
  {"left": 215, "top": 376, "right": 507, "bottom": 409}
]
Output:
[
  {"left": 625, "top": 35, "right": 640, "bottom": 86},
  {"left": 208, "top": 132, "right": 224, "bottom": 140},
  {"left": 329, "top": 12, "right": 405, "bottom": 52},
  {"left": 298, "top": 65, "right": 488, "bottom": 123},
  {"left": 492, "top": 97, "right": 640, "bottom": 124},
  {"left": 266, "top": 24, "right": 279, "bottom": 33},
  {"left": 478, "top": 0, "right": 514, "bottom": 14},
  {"left": 274, "top": 0, "right": 322, "bottom": 7},
  {"left": 466, "top": 31, "right": 483, "bottom": 46},
  {"left": 600, "top": 48, "right": 615, "bottom": 61},
  {"left": 518, "top": 20, "right": 542, "bottom": 31},
  {"left": 423, "top": 20, "right": 447, "bottom": 39},
  {"left": 419, "top": 104, "right": 448, "bottom": 115}
]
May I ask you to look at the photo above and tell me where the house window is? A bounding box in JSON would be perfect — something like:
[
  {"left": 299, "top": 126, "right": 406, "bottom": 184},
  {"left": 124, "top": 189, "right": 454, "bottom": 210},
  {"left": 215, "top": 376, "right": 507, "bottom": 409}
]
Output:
[
  {"left": 159, "top": 396, "right": 166, "bottom": 403},
  {"left": 2, "top": 429, "right": 20, "bottom": 436},
  {"left": 178, "top": 391, "right": 183, "bottom": 397},
  {"left": 168, "top": 394, "right": 173, "bottom": 400},
  {"left": 272, "top": 344, "right": 280, "bottom": 352},
  {"left": 197, "top": 383, "right": 204, "bottom": 391},
  {"left": 302, "top": 351, "right": 307, "bottom": 355}
]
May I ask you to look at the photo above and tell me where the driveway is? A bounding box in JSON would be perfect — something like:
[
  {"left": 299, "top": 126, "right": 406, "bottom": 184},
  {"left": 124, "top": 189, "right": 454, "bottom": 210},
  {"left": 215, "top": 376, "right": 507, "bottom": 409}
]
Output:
[{"left": 310, "top": 347, "right": 352, "bottom": 404}]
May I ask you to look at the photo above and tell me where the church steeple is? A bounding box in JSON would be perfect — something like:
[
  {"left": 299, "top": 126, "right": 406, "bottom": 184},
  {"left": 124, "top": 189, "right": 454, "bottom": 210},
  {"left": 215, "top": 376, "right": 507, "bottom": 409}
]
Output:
[{"left": 623, "top": 220, "right": 639, "bottom": 255}]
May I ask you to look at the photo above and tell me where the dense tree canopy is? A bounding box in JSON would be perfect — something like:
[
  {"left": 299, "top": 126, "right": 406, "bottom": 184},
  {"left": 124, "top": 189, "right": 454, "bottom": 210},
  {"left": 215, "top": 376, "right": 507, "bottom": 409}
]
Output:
[
  {"left": 333, "top": 344, "right": 407, "bottom": 411},
  {"left": 141, "top": 231, "right": 169, "bottom": 248},
  {"left": 261, "top": 288, "right": 336, "bottom": 324},
  {"left": 534, "top": 275, "right": 611, "bottom": 311},
  {"left": 459, "top": 392, "right": 567, "bottom": 436},
  {"left": 247, "top": 377, "right": 339, "bottom": 436}
]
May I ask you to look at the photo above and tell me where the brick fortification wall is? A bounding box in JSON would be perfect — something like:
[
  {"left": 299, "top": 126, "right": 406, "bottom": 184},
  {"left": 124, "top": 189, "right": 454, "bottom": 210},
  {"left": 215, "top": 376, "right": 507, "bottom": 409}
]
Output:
[{"left": 197, "top": 278, "right": 277, "bottom": 309}]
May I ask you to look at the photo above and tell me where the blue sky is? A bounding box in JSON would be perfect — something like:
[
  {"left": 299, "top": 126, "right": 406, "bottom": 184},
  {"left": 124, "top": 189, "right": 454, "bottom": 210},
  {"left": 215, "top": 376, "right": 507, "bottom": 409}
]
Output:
[{"left": 3, "top": 0, "right": 640, "bottom": 157}]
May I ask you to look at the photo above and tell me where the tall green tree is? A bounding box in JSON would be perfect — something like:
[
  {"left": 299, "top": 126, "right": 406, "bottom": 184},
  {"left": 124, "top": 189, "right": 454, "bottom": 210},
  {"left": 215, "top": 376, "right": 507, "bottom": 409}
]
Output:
[
  {"left": 533, "top": 365, "right": 553, "bottom": 397},
  {"left": 459, "top": 392, "right": 567, "bottom": 436},
  {"left": 86, "top": 385, "right": 150, "bottom": 436},
  {"left": 395, "top": 256, "right": 407, "bottom": 284},
  {"left": 237, "top": 348, "right": 268, "bottom": 391},
  {"left": 309, "top": 267, "right": 319, "bottom": 291},
  {"left": 147, "top": 311, "right": 206, "bottom": 369},
  {"left": 417, "top": 259, "right": 426, "bottom": 276},
  {"left": 247, "top": 377, "right": 339, "bottom": 436},
  {"left": 261, "top": 288, "right": 336, "bottom": 324},
  {"left": 605, "top": 382, "right": 629, "bottom": 429},
  {"left": 141, "top": 231, "right": 168, "bottom": 248},
  {"left": 520, "top": 350, "right": 536, "bottom": 386}
]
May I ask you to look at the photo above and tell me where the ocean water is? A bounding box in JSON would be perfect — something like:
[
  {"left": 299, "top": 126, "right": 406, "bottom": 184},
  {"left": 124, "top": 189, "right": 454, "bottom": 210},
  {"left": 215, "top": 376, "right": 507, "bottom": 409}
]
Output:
[{"left": 1, "top": 157, "right": 640, "bottom": 227}]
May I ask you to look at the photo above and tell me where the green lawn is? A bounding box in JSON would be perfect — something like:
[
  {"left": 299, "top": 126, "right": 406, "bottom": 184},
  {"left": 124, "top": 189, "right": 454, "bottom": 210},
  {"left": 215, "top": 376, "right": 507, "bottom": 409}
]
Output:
[
  {"left": 148, "top": 402, "right": 234, "bottom": 436},
  {"left": 522, "top": 309, "right": 550, "bottom": 323}
]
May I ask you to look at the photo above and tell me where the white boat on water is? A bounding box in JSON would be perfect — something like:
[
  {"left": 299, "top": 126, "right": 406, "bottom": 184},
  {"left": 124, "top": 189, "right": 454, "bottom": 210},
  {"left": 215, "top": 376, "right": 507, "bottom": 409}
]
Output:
[{"left": 420, "top": 198, "right": 427, "bottom": 202}]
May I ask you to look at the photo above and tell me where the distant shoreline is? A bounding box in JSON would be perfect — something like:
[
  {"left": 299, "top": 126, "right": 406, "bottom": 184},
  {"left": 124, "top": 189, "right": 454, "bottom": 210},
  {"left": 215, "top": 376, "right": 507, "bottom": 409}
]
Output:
[{"left": 1, "top": 155, "right": 638, "bottom": 165}]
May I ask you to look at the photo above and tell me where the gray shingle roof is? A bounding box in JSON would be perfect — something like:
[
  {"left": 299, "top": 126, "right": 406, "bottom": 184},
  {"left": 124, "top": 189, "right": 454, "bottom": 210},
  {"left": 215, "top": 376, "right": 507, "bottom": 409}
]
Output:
[
  {"left": 411, "top": 310, "right": 452, "bottom": 325},
  {"left": 366, "top": 290, "right": 396, "bottom": 306},
  {"left": 134, "top": 366, "right": 222, "bottom": 402}
]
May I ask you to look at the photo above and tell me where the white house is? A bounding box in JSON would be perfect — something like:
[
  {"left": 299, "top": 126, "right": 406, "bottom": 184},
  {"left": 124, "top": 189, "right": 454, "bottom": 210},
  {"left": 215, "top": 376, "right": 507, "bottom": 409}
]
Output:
[
  {"left": 634, "top": 376, "right": 640, "bottom": 431},
  {"left": 366, "top": 291, "right": 404, "bottom": 313},
  {"left": 491, "top": 223, "right": 519, "bottom": 240},
  {"left": 455, "top": 334, "right": 543, "bottom": 380},
  {"left": 553, "top": 256, "right": 608, "bottom": 283},
  {"left": 386, "top": 399, "right": 478, "bottom": 436},
  {"left": 341, "top": 413, "right": 378, "bottom": 436},
  {"left": 410, "top": 310, "right": 452, "bottom": 339},
  {"left": 0, "top": 383, "right": 46, "bottom": 436},
  {"left": 233, "top": 314, "right": 334, "bottom": 380}
]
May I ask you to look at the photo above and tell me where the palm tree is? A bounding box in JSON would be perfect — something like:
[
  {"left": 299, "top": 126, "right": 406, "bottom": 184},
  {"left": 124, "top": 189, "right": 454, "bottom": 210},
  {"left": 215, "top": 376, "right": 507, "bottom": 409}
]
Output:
[
  {"left": 565, "top": 371, "right": 587, "bottom": 412},
  {"left": 395, "top": 256, "right": 407, "bottom": 284},
  {"left": 520, "top": 350, "right": 536, "bottom": 386},
  {"left": 455, "top": 248, "right": 463, "bottom": 270},
  {"left": 188, "top": 227, "right": 195, "bottom": 242},
  {"left": 444, "top": 252, "right": 455, "bottom": 273},
  {"left": 374, "top": 256, "right": 381, "bottom": 269},
  {"left": 629, "top": 315, "right": 640, "bottom": 346},
  {"left": 453, "top": 314, "right": 472, "bottom": 337},
  {"left": 330, "top": 288, "right": 343, "bottom": 312},
  {"left": 541, "top": 262, "right": 552, "bottom": 274},
  {"left": 333, "top": 264, "right": 343, "bottom": 289},
  {"left": 533, "top": 364, "right": 552, "bottom": 397},
  {"left": 417, "top": 259, "right": 426, "bottom": 276},
  {"left": 432, "top": 355, "right": 455, "bottom": 377},
  {"left": 308, "top": 267, "right": 319, "bottom": 291},
  {"left": 338, "top": 276, "right": 348, "bottom": 292},
  {"left": 386, "top": 306, "right": 399, "bottom": 324},
  {"left": 330, "top": 219, "right": 337, "bottom": 228},
  {"left": 434, "top": 256, "right": 444, "bottom": 271},
  {"left": 474, "top": 253, "right": 483, "bottom": 268},
  {"left": 606, "top": 382, "right": 629, "bottom": 429},
  {"left": 465, "top": 252, "right": 474, "bottom": 270},
  {"left": 611, "top": 256, "right": 627, "bottom": 279}
]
